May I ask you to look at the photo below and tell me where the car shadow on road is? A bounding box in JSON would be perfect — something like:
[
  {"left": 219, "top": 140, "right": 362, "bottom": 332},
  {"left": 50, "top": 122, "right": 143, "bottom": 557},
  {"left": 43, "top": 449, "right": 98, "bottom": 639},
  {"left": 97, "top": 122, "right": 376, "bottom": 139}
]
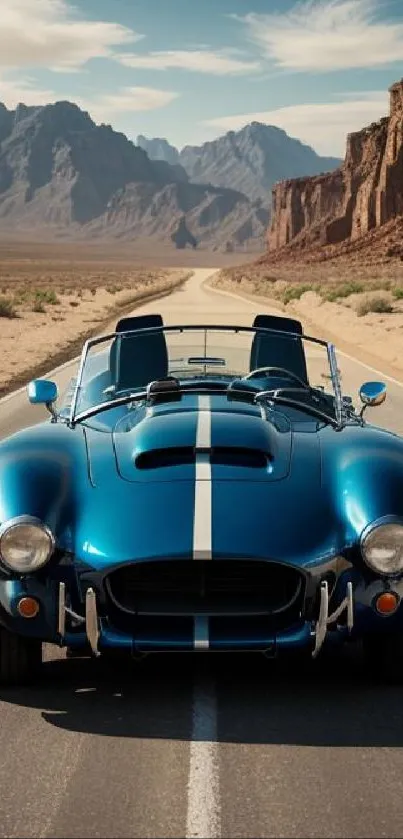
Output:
[{"left": 1, "top": 646, "right": 402, "bottom": 748}]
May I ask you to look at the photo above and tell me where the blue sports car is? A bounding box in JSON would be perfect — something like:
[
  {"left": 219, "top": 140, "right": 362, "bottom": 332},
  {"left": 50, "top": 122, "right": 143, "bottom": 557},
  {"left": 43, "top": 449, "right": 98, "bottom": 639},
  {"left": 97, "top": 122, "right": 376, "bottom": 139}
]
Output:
[{"left": 0, "top": 312, "right": 401, "bottom": 685}]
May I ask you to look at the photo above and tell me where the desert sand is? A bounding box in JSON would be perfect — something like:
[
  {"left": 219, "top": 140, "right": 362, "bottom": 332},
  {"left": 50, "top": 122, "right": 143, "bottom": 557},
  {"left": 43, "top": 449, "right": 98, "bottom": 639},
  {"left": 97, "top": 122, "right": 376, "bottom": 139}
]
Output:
[
  {"left": 214, "top": 258, "right": 403, "bottom": 381},
  {"left": 3, "top": 239, "right": 403, "bottom": 396},
  {"left": 0, "top": 242, "right": 201, "bottom": 395}
]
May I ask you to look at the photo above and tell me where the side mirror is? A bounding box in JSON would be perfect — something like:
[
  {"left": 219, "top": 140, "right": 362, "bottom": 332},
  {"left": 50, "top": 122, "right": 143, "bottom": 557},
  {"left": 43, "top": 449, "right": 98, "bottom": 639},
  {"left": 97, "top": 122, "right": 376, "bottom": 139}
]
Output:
[
  {"left": 27, "top": 379, "right": 58, "bottom": 419},
  {"left": 359, "top": 381, "right": 386, "bottom": 416}
]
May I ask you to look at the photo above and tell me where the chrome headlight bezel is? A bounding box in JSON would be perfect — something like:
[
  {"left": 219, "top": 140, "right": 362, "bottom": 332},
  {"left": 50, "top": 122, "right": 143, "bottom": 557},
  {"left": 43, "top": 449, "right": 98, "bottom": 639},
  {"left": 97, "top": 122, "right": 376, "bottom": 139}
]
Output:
[
  {"left": 0, "top": 515, "right": 55, "bottom": 573},
  {"left": 361, "top": 517, "right": 403, "bottom": 578}
]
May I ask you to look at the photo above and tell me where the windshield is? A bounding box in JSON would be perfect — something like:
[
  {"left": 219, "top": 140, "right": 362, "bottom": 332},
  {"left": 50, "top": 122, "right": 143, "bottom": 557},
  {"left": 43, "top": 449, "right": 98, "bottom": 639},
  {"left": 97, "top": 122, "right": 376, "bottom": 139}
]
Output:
[{"left": 63, "top": 325, "right": 342, "bottom": 422}]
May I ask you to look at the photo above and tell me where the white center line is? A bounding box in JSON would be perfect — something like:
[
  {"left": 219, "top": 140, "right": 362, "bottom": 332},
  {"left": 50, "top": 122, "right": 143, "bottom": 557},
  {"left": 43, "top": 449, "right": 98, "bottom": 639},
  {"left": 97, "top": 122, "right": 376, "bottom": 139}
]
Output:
[
  {"left": 186, "top": 677, "right": 220, "bottom": 839},
  {"left": 194, "top": 615, "right": 210, "bottom": 650}
]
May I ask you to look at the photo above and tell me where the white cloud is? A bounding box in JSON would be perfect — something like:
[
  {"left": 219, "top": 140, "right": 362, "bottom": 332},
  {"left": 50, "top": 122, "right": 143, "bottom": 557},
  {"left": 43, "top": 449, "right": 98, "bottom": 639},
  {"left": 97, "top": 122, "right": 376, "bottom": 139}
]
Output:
[
  {"left": 239, "top": 0, "right": 403, "bottom": 72},
  {"left": 80, "top": 87, "right": 179, "bottom": 122},
  {"left": 202, "top": 92, "right": 389, "bottom": 156},
  {"left": 0, "top": 76, "right": 56, "bottom": 107},
  {"left": 0, "top": 76, "right": 178, "bottom": 119},
  {"left": 0, "top": 0, "right": 142, "bottom": 72},
  {"left": 119, "top": 49, "right": 260, "bottom": 75}
]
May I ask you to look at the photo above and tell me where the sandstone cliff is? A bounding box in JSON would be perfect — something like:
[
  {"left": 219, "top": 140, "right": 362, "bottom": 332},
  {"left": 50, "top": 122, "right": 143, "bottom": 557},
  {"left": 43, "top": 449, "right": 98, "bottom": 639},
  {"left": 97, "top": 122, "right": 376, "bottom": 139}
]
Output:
[{"left": 268, "top": 80, "right": 403, "bottom": 257}]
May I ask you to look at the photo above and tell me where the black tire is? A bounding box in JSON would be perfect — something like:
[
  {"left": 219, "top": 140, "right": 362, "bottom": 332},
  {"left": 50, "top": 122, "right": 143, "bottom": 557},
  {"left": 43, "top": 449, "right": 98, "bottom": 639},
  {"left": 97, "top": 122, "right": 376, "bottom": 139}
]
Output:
[
  {"left": 362, "top": 632, "right": 403, "bottom": 684},
  {"left": 0, "top": 627, "right": 42, "bottom": 686},
  {"left": 266, "top": 645, "right": 316, "bottom": 681}
]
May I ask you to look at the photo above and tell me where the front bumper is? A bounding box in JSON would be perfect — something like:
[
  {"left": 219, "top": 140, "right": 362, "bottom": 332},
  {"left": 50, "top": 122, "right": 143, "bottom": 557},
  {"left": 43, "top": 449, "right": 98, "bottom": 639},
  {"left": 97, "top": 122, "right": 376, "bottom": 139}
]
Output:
[
  {"left": 57, "top": 577, "right": 354, "bottom": 658},
  {"left": 1, "top": 557, "right": 402, "bottom": 657}
]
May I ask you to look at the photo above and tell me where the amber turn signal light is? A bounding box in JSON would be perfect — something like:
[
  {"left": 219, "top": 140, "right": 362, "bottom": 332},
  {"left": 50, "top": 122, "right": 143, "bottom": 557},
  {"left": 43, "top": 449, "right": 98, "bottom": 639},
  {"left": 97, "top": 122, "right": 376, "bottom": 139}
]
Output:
[
  {"left": 375, "top": 591, "right": 399, "bottom": 615},
  {"left": 17, "top": 596, "right": 40, "bottom": 619}
]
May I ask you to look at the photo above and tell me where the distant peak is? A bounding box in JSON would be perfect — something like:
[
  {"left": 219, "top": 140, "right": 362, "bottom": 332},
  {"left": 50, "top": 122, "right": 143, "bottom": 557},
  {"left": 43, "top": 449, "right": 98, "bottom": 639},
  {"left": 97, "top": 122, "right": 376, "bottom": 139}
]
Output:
[
  {"left": 243, "top": 121, "right": 286, "bottom": 136},
  {"left": 14, "top": 102, "right": 42, "bottom": 124},
  {"left": 137, "top": 134, "right": 171, "bottom": 144},
  {"left": 136, "top": 134, "right": 180, "bottom": 166}
]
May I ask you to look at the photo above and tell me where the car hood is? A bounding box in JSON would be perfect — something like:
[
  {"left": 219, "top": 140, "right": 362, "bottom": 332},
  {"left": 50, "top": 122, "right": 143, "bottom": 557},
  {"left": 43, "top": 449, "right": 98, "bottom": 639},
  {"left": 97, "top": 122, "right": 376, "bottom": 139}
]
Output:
[
  {"left": 4, "top": 399, "right": 403, "bottom": 573},
  {"left": 81, "top": 399, "right": 341, "bottom": 569}
]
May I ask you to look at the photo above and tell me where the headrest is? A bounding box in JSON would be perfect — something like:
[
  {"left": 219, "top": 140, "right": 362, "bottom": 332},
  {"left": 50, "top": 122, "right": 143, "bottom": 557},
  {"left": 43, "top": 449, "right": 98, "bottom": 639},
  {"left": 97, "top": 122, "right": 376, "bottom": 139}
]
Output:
[
  {"left": 252, "top": 314, "right": 303, "bottom": 335},
  {"left": 110, "top": 314, "right": 165, "bottom": 376},
  {"left": 250, "top": 313, "right": 308, "bottom": 383},
  {"left": 110, "top": 313, "right": 168, "bottom": 392},
  {"left": 115, "top": 313, "right": 164, "bottom": 333}
]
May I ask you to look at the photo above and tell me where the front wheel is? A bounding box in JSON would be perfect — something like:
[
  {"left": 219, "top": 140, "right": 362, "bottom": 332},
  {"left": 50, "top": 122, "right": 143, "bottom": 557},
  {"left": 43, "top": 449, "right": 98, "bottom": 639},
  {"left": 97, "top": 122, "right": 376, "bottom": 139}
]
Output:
[
  {"left": 362, "top": 632, "right": 403, "bottom": 684},
  {"left": 0, "top": 627, "right": 42, "bottom": 686}
]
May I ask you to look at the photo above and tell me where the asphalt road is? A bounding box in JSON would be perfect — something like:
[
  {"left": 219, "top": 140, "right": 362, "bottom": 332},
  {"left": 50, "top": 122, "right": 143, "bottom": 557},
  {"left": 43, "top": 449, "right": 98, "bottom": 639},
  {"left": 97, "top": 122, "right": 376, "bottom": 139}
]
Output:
[{"left": 1, "top": 268, "right": 403, "bottom": 839}]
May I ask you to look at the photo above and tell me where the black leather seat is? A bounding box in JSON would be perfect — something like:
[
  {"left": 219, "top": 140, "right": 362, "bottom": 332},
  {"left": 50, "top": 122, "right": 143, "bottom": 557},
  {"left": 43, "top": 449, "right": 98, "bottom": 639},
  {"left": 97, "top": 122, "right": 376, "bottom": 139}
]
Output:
[
  {"left": 110, "top": 314, "right": 169, "bottom": 392},
  {"left": 250, "top": 314, "right": 308, "bottom": 384}
]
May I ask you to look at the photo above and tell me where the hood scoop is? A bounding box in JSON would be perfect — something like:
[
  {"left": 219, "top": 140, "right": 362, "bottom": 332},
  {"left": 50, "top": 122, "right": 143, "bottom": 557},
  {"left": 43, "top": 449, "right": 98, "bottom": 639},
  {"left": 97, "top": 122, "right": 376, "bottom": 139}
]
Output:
[
  {"left": 135, "top": 446, "right": 270, "bottom": 471},
  {"left": 113, "top": 408, "right": 292, "bottom": 483},
  {"left": 136, "top": 447, "right": 194, "bottom": 470}
]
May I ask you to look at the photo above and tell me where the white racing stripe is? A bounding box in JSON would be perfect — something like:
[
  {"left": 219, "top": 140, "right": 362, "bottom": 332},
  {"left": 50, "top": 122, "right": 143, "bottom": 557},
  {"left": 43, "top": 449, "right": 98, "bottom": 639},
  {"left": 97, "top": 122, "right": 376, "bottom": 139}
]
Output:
[
  {"left": 186, "top": 677, "right": 220, "bottom": 839},
  {"left": 193, "top": 395, "right": 212, "bottom": 560},
  {"left": 193, "top": 395, "right": 212, "bottom": 651},
  {"left": 196, "top": 394, "right": 212, "bottom": 449}
]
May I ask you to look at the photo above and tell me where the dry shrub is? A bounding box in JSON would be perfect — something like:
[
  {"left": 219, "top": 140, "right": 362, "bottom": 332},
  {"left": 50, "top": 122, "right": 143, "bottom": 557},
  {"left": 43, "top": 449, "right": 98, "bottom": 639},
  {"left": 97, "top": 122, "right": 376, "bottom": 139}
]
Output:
[
  {"left": 0, "top": 298, "right": 17, "bottom": 318},
  {"left": 357, "top": 294, "right": 393, "bottom": 316}
]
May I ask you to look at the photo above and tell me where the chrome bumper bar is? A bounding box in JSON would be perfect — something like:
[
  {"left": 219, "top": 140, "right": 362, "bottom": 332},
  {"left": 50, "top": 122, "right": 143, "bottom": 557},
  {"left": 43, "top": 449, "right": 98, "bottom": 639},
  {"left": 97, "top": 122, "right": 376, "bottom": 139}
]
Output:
[
  {"left": 85, "top": 588, "right": 100, "bottom": 656},
  {"left": 312, "top": 580, "right": 354, "bottom": 658},
  {"left": 57, "top": 582, "right": 100, "bottom": 656},
  {"left": 58, "top": 581, "right": 66, "bottom": 639},
  {"left": 57, "top": 579, "right": 353, "bottom": 659}
]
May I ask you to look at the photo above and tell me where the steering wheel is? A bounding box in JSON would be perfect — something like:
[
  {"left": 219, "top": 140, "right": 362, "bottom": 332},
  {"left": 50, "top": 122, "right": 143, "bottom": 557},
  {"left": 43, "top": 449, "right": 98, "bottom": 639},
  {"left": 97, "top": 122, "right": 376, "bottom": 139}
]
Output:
[{"left": 241, "top": 366, "right": 309, "bottom": 390}]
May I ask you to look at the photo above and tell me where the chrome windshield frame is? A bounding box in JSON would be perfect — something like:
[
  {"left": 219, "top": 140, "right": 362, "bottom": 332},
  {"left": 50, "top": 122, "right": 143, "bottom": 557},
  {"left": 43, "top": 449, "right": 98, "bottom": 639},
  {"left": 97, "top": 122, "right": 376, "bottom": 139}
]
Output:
[
  {"left": 68, "top": 324, "right": 345, "bottom": 426},
  {"left": 328, "top": 342, "right": 345, "bottom": 428}
]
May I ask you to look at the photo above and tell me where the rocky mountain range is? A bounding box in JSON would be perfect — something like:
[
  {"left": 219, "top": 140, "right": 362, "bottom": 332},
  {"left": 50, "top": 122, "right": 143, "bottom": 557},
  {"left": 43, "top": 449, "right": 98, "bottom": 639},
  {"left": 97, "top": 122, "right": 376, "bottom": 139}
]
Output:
[
  {"left": 0, "top": 99, "right": 340, "bottom": 252},
  {"left": 0, "top": 102, "right": 271, "bottom": 251},
  {"left": 137, "top": 125, "right": 341, "bottom": 204},
  {"left": 265, "top": 79, "right": 403, "bottom": 263}
]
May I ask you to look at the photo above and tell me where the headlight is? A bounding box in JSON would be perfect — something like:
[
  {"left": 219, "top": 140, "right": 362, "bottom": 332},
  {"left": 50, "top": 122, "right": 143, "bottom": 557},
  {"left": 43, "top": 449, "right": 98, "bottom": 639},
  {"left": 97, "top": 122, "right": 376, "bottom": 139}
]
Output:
[
  {"left": 361, "top": 522, "right": 403, "bottom": 576},
  {"left": 0, "top": 516, "right": 54, "bottom": 573}
]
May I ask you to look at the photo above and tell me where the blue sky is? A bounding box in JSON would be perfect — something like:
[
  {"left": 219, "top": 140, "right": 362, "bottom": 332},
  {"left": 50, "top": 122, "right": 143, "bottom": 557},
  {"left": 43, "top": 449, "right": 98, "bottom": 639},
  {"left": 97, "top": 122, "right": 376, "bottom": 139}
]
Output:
[{"left": 1, "top": 0, "right": 403, "bottom": 156}]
